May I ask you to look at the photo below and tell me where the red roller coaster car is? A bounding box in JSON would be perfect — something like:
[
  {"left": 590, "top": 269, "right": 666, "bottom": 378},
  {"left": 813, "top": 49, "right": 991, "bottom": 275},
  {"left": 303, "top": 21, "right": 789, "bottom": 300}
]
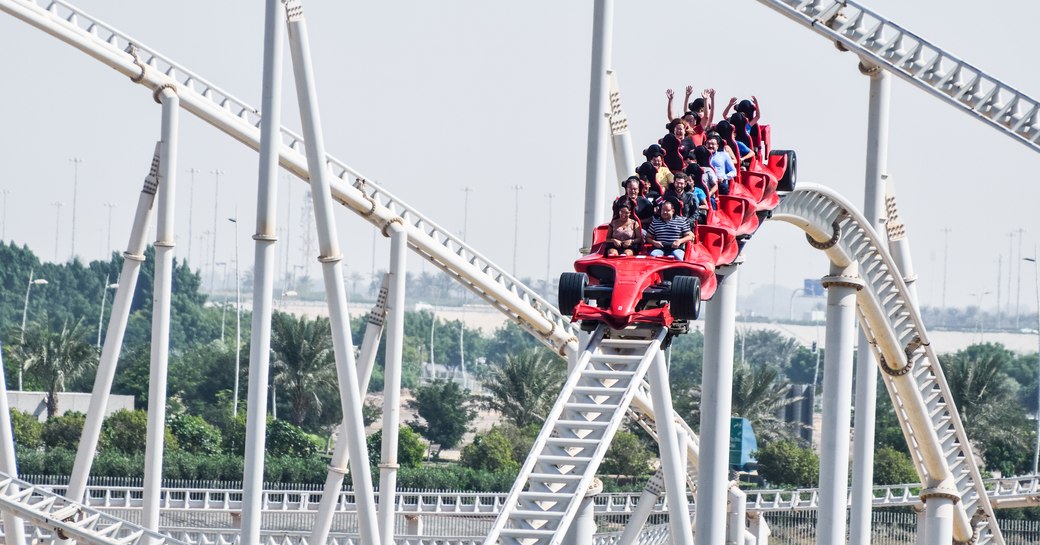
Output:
[{"left": 559, "top": 127, "right": 796, "bottom": 334}]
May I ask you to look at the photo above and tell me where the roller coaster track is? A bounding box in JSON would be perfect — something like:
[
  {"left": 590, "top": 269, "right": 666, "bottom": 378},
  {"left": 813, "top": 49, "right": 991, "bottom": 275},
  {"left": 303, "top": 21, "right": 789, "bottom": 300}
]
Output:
[
  {"left": 0, "top": 1, "right": 1016, "bottom": 544},
  {"left": 756, "top": 0, "right": 1040, "bottom": 154},
  {"left": 773, "top": 184, "right": 1002, "bottom": 545}
]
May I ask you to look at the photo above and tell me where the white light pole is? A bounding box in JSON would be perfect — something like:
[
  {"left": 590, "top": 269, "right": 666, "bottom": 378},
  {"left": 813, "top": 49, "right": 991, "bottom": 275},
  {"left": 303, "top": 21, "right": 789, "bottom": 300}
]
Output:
[
  {"left": 511, "top": 184, "right": 523, "bottom": 276},
  {"left": 20, "top": 270, "right": 48, "bottom": 390},
  {"left": 186, "top": 167, "right": 200, "bottom": 264},
  {"left": 209, "top": 169, "right": 224, "bottom": 290},
  {"left": 51, "top": 201, "right": 63, "bottom": 261},
  {"left": 968, "top": 290, "right": 992, "bottom": 343},
  {"left": 103, "top": 202, "right": 115, "bottom": 257},
  {"left": 0, "top": 188, "right": 10, "bottom": 240},
  {"left": 545, "top": 193, "right": 555, "bottom": 299},
  {"left": 461, "top": 186, "right": 473, "bottom": 241},
  {"left": 229, "top": 215, "right": 241, "bottom": 417},
  {"left": 96, "top": 277, "right": 119, "bottom": 348},
  {"left": 69, "top": 157, "right": 83, "bottom": 260},
  {"left": 1024, "top": 253, "right": 1040, "bottom": 475}
]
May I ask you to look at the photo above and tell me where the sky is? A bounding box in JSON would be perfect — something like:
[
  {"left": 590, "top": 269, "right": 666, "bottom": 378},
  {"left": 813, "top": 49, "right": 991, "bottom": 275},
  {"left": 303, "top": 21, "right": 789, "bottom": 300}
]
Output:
[{"left": 1, "top": 0, "right": 1039, "bottom": 320}]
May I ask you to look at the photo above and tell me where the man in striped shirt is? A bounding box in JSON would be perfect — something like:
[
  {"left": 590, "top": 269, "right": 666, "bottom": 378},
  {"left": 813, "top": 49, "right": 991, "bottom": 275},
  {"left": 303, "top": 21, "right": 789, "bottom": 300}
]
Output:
[{"left": 646, "top": 201, "right": 695, "bottom": 260}]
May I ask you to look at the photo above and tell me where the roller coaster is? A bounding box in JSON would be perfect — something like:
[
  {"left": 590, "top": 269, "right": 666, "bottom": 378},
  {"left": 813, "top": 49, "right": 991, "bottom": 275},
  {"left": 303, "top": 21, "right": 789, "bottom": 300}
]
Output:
[{"left": 0, "top": 1, "right": 1038, "bottom": 545}]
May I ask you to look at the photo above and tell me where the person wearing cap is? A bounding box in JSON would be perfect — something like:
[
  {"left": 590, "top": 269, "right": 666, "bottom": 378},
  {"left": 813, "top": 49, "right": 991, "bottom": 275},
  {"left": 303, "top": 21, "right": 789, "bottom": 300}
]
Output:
[{"left": 646, "top": 201, "right": 694, "bottom": 260}]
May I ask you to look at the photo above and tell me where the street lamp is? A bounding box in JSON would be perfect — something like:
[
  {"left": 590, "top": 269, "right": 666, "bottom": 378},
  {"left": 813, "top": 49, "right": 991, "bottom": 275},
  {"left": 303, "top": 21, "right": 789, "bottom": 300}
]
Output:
[
  {"left": 103, "top": 202, "right": 115, "bottom": 258},
  {"left": 968, "top": 291, "right": 993, "bottom": 342},
  {"left": 1023, "top": 254, "right": 1040, "bottom": 475},
  {"left": 789, "top": 287, "right": 809, "bottom": 322},
  {"left": 69, "top": 157, "right": 83, "bottom": 260},
  {"left": 209, "top": 169, "right": 225, "bottom": 291},
  {"left": 510, "top": 184, "right": 523, "bottom": 276},
  {"left": 96, "top": 277, "right": 120, "bottom": 348},
  {"left": 0, "top": 188, "right": 10, "bottom": 240},
  {"left": 228, "top": 215, "right": 241, "bottom": 417},
  {"left": 20, "top": 269, "right": 48, "bottom": 390}
]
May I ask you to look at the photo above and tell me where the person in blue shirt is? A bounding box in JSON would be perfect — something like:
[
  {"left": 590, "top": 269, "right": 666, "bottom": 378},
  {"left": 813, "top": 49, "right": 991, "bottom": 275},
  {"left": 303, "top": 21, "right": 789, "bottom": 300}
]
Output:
[{"left": 705, "top": 132, "right": 735, "bottom": 195}]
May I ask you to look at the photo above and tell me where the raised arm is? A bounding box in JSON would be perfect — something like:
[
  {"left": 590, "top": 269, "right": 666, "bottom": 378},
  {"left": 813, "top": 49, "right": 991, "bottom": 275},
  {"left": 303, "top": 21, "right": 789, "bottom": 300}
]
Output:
[
  {"left": 750, "top": 95, "right": 762, "bottom": 125},
  {"left": 722, "top": 96, "right": 737, "bottom": 120},
  {"left": 703, "top": 88, "right": 716, "bottom": 129},
  {"left": 666, "top": 89, "right": 676, "bottom": 122}
]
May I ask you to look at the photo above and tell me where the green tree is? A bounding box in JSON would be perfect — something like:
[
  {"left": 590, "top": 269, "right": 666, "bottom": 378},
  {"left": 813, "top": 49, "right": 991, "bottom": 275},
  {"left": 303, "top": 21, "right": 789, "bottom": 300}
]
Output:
[
  {"left": 100, "top": 409, "right": 178, "bottom": 454},
  {"left": 266, "top": 418, "right": 322, "bottom": 457},
  {"left": 873, "top": 446, "right": 919, "bottom": 485},
  {"left": 460, "top": 428, "right": 519, "bottom": 472},
  {"left": 271, "top": 312, "right": 338, "bottom": 429},
  {"left": 731, "top": 361, "right": 799, "bottom": 443},
  {"left": 942, "top": 343, "right": 1032, "bottom": 471},
  {"left": 408, "top": 380, "right": 476, "bottom": 449},
  {"left": 755, "top": 440, "right": 819, "bottom": 488},
  {"left": 168, "top": 413, "right": 223, "bottom": 455},
  {"left": 13, "top": 318, "right": 97, "bottom": 417},
  {"left": 41, "top": 411, "right": 85, "bottom": 450},
  {"left": 367, "top": 425, "right": 426, "bottom": 468},
  {"left": 601, "top": 431, "right": 654, "bottom": 476},
  {"left": 9, "top": 409, "right": 42, "bottom": 449},
  {"left": 481, "top": 350, "right": 564, "bottom": 429}
]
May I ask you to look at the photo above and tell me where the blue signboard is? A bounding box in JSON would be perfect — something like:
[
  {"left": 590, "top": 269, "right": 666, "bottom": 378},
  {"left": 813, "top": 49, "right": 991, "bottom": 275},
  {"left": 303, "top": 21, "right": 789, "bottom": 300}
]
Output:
[{"left": 729, "top": 417, "right": 759, "bottom": 471}]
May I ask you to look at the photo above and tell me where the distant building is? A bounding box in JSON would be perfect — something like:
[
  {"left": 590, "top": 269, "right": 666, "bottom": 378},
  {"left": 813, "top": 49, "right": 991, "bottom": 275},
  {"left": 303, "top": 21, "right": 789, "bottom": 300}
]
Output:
[{"left": 8, "top": 392, "right": 134, "bottom": 421}]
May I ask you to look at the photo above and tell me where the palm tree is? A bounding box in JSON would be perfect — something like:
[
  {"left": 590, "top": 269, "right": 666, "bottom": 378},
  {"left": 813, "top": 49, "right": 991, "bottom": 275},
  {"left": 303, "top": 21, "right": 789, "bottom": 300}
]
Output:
[
  {"left": 270, "top": 312, "right": 337, "bottom": 426},
  {"left": 730, "top": 361, "right": 800, "bottom": 444},
  {"left": 15, "top": 318, "right": 97, "bottom": 417},
  {"left": 481, "top": 349, "right": 564, "bottom": 429},
  {"left": 941, "top": 344, "right": 1029, "bottom": 462}
]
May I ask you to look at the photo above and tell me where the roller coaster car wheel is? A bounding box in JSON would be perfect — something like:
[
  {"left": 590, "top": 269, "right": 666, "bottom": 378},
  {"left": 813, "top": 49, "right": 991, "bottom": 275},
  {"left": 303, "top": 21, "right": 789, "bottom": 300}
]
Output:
[
  {"left": 670, "top": 275, "right": 701, "bottom": 321},
  {"left": 558, "top": 272, "right": 588, "bottom": 314},
  {"left": 770, "top": 149, "right": 797, "bottom": 192}
]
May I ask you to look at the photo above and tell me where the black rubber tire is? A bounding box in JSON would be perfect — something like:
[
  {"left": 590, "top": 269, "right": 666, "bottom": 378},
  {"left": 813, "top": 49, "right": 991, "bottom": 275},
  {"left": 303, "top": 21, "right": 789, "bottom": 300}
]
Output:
[
  {"left": 670, "top": 275, "right": 701, "bottom": 320},
  {"left": 770, "top": 149, "right": 797, "bottom": 192},
  {"left": 558, "top": 272, "right": 588, "bottom": 313}
]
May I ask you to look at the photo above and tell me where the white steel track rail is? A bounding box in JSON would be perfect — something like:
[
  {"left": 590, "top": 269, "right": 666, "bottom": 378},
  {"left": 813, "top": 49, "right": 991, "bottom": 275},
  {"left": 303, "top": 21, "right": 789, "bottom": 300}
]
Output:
[
  {"left": 484, "top": 325, "right": 668, "bottom": 545},
  {"left": 0, "top": 472, "right": 184, "bottom": 545},
  {"left": 755, "top": 0, "right": 1040, "bottom": 154},
  {"left": 772, "top": 184, "right": 1003, "bottom": 545}
]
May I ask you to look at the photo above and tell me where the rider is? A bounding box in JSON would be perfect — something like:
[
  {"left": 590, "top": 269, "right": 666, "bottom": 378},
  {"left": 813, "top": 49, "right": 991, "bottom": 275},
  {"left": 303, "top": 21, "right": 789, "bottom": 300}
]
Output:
[{"left": 646, "top": 201, "right": 695, "bottom": 260}]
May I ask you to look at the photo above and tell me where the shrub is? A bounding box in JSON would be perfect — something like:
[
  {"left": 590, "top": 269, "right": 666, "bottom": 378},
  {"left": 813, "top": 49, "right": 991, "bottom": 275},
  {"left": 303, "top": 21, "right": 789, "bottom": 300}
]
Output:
[
  {"left": 267, "top": 418, "right": 322, "bottom": 457},
  {"left": 367, "top": 426, "right": 426, "bottom": 468},
  {"left": 265, "top": 455, "right": 328, "bottom": 483},
  {"left": 9, "top": 409, "right": 42, "bottom": 449},
  {"left": 460, "top": 429, "right": 519, "bottom": 472},
  {"left": 395, "top": 465, "right": 518, "bottom": 492},
  {"left": 168, "top": 413, "right": 223, "bottom": 455},
  {"left": 100, "top": 409, "right": 179, "bottom": 454},
  {"left": 41, "top": 412, "right": 85, "bottom": 450},
  {"left": 755, "top": 440, "right": 819, "bottom": 488},
  {"left": 873, "top": 446, "right": 919, "bottom": 485},
  {"left": 601, "top": 431, "right": 653, "bottom": 477}
]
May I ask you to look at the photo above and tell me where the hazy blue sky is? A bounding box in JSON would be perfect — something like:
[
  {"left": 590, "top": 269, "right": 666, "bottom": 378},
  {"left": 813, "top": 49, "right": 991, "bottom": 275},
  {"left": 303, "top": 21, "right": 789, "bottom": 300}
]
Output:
[{"left": 1, "top": 0, "right": 1038, "bottom": 318}]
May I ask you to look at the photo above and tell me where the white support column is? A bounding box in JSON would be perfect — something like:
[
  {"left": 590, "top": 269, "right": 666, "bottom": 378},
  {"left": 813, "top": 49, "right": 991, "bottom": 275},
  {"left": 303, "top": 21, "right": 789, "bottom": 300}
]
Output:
[
  {"left": 816, "top": 264, "right": 863, "bottom": 545},
  {"left": 697, "top": 263, "right": 739, "bottom": 545},
  {"left": 284, "top": 3, "right": 380, "bottom": 544},
  {"left": 915, "top": 505, "right": 927, "bottom": 545},
  {"left": 581, "top": 0, "right": 613, "bottom": 253},
  {"left": 850, "top": 60, "right": 890, "bottom": 545},
  {"left": 0, "top": 346, "right": 26, "bottom": 545},
  {"left": 563, "top": 478, "right": 601, "bottom": 545},
  {"left": 67, "top": 146, "right": 160, "bottom": 504},
  {"left": 727, "top": 486, "right": 748, "bottom": 545},
  {"left": 747, "top": 512, "right": 771, "bottom": 545},
  {"left": 648, "top": 349, "right": 693, "bottom": 545},
  {"left": 310, "top": 277, "right": 387, "bottom": 545},
  {"left": 240, "top": 0, "right": 284, "bottom": 543},
  {"left": 920, "top": 489, "right": 957, "bottom": 545},
  {"left": 378, "top": 225, "right": 407, "bottom": 544},
  {"left": 142, "top": 86, "right": 179, "bottom": 532},
  {"left": 617, "top": 471, "right": 665, "bottom": 545}
]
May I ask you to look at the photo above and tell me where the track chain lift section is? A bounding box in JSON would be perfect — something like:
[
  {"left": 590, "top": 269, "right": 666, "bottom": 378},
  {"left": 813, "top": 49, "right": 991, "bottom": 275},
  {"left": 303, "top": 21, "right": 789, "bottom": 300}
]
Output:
[
  {"left": 484, "top": 325, "right": 667, "bottom": 545},
  {"left": 756, "top": 0, "right": 1040, "bottom": 153},
  {"left": 772, "top": 185, "right": 1004, "bottom": 545}
]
